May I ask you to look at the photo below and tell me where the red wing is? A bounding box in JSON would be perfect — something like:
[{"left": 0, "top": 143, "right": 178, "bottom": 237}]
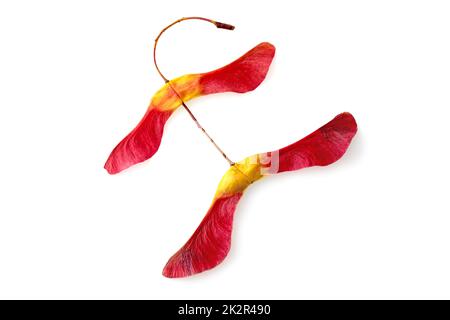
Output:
[
  {"left": 104, "top": 109, "right": 172, "bottom": 174},
  {"left": 272, "top": 112, "right": 358, "bottom": 173},
  {"left": 163, "top": 193, "right": 242, "bottom": 278},
  {"left": 200, "top": 42, "right": 276, "bottom": 94}
]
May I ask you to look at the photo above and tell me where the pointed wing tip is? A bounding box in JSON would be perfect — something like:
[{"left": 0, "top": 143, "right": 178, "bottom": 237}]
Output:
[
  {"left": 162, "top": 267, "right": 181, "bottom": 279},
  {"left": 104, "top": 154, "right": 149, "bottom": 175},
  {"left": 162, "top": 259, "right": 193, "bottom": 279},
  {"left": 104, "top": 150, "right": 132, "bottom": 174},
  {"left": 103, "top": 159, "right": 122, "bottom": 175},
  {"left": 161, "top": 246, "right": 226, "bottom": 279},
  {"left": 162, "top": 250, "right": 197, "bottom": 279},
  {"left": 162, "top": 250, "right": 228, "bottom": 279}
]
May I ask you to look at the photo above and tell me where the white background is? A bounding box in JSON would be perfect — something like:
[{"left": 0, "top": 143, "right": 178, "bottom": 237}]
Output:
[{"left": 0, "top": 0, "right": 449, "bottom": 299}]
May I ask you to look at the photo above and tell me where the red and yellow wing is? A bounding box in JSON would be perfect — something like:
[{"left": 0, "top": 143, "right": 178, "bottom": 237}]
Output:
[{"left": 104, "top": 43, "right": 275, "bottom": 174}]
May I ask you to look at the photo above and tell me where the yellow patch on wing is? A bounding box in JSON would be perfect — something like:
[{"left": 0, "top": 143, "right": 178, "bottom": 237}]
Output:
[
  {"left": 214, "top": 156, "right": 264, "bottom": 199},
  {"left": 151, "top": 74, "right": 202, "bottom": 112}
]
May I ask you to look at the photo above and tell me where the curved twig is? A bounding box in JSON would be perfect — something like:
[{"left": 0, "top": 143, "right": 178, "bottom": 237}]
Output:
[{"left": 153, "top": 17, "right": 236, "bottom": 166}]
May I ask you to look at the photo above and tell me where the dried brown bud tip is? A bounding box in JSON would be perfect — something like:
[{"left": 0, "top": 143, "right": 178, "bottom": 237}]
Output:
[{"left": 214, "top": 21, "right": 235, "bottom": 30}]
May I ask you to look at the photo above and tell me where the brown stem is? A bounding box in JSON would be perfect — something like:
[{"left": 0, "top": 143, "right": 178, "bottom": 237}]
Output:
[{"left": 153, "top": 17, "right": 236, "bottom": 166}]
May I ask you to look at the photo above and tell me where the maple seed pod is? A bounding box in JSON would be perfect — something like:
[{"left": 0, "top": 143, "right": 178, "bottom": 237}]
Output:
[
  {"left": 104, "top": 17, "right": 275, "bottom": 174},
  {"left": 163, "top": 112, "right": 358, "bottom": 278}
]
